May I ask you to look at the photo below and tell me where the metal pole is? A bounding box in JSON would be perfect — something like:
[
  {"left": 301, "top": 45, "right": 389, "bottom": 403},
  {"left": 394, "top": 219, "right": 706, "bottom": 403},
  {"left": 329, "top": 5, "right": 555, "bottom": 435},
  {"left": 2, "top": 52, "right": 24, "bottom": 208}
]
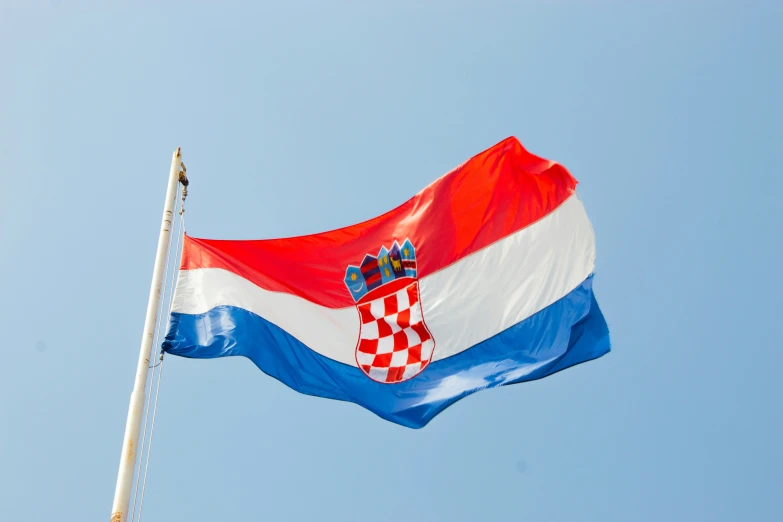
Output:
[{"left": 111, "top": 148, "right": 183, "bottom": 522}]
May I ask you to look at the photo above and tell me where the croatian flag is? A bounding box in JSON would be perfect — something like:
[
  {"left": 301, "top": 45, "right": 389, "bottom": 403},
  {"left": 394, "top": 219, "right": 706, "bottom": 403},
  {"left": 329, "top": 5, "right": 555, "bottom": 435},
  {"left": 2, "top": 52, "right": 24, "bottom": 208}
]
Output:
[{"left": 163, "top": 137, "right": 610, "bottom": 428}]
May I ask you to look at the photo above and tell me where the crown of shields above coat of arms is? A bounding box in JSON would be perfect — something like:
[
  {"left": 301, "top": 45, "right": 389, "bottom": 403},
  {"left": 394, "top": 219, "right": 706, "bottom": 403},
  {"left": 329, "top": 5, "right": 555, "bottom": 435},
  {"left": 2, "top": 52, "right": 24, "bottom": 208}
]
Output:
[{"left": 344, "top": 239, "right": 435, "bottom": 383}]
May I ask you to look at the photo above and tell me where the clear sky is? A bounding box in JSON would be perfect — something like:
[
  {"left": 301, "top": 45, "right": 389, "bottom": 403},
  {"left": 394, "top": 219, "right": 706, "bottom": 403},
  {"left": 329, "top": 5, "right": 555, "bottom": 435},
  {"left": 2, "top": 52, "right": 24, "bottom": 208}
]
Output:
[{"left": 1, "top": 1, "right": 781, "bottom": 521}]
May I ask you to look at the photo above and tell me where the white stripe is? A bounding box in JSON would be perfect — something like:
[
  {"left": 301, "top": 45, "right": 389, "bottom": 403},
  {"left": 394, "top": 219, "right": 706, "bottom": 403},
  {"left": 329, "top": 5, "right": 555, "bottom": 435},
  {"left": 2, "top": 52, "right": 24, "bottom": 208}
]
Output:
[
  {"left": 419, "top": 194, "right": 595, "bottom": 360},
  {"left": 171, "top": 267, "right": 359, "bottom": 365},
  {"left": 171, "top": 194, "right": 595, "bottom": 366}
]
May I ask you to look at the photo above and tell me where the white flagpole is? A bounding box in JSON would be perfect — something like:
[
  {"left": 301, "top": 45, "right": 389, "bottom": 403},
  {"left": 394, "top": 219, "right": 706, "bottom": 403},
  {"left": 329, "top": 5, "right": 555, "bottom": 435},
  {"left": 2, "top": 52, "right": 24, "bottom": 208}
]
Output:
[{"left": 110, "top": 148, "right": 184, "bottom": 522}]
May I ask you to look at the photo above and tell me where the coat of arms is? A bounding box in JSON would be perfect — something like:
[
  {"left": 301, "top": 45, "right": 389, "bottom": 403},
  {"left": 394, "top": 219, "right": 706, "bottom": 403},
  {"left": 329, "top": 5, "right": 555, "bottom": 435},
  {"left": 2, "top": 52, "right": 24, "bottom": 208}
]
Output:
[{"left": 344, "top": 239, "right": 435, "bottom": 383}]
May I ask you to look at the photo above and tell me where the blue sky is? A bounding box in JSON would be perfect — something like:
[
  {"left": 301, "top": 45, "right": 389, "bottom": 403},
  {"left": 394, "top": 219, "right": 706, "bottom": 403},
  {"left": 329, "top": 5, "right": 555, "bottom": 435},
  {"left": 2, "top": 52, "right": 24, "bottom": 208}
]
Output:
[{"left": 1, "top": 1, "right": 781, "bottom": 521}]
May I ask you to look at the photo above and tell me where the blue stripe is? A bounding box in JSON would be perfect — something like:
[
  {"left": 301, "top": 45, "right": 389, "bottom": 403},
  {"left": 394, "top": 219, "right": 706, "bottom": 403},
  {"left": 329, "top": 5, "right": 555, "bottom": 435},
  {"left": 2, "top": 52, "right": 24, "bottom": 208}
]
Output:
[{"left": 163, "top": 276, "right": 610, "bottom": 428}]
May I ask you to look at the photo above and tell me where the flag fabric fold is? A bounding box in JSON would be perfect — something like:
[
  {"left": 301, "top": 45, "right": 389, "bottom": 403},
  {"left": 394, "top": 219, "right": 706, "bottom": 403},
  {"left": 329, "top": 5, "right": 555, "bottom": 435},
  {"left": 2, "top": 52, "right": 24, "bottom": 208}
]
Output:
[{"left": 163, "top": 137, "right": 610, "bottom": 428}]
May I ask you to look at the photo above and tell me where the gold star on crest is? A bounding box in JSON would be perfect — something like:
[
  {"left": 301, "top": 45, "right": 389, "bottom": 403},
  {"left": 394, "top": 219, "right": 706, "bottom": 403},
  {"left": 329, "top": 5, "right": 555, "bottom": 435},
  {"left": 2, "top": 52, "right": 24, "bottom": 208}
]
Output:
[{"left": 350, "top": 273, "right": 357, "bottom": 281}]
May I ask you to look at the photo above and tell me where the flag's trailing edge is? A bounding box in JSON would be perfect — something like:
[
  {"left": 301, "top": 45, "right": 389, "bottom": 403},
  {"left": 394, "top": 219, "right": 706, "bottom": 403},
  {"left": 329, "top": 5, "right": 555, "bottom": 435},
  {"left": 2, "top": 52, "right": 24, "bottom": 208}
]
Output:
[{"left": 163, "top": 137, "right": 610, "bottom": 428}]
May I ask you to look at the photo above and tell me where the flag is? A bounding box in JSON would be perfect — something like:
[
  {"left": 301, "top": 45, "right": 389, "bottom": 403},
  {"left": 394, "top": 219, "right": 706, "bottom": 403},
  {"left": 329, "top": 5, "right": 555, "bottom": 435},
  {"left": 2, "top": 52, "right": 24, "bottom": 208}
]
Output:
[{"left": 162, "top": 137, "right": 610, "bottom": 428}]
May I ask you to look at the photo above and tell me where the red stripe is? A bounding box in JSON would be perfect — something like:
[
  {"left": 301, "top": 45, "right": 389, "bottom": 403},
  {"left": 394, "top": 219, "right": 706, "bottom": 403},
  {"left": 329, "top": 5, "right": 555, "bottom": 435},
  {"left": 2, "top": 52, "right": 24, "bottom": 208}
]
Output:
[
  {"left": 364, "top": 272, "right": 381, "bottom": 286},
  {"left": 180, "top": 137, "right": 577, "bottom": 308}
]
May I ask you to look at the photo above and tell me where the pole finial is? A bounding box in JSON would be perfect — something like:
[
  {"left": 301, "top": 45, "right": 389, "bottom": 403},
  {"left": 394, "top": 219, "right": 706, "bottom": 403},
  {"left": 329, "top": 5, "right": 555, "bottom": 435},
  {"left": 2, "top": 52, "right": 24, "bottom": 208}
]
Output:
[{"left": 178, "top": 161, "right": 189, "bottom": 215}]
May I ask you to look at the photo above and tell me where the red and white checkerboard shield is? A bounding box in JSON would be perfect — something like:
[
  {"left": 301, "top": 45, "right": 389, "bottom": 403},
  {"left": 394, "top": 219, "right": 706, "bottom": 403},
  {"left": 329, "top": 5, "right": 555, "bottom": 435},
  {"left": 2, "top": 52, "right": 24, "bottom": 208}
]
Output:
[{"left": 354, "top": 277, "right": 435, "bottom": 383}]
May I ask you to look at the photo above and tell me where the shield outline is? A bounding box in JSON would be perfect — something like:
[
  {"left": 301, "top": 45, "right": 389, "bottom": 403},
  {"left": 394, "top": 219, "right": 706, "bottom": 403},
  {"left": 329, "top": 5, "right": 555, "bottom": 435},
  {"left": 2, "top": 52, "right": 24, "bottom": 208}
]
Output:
[{"left": 354, "top": 268, "right": 437, "bottom": 384}]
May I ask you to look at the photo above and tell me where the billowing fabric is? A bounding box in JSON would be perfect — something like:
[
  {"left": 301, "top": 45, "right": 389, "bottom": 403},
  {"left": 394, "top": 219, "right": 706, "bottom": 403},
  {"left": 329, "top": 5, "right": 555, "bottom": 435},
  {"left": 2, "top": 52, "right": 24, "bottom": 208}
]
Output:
[{"left": 163, "top": 137, "right": 610, "bottom": 428}]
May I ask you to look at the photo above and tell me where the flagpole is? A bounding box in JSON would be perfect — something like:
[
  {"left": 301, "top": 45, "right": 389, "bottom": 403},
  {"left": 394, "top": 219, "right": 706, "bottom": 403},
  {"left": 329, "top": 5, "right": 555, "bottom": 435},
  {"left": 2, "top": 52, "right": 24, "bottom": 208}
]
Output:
[{"left": 110, "top": 147, "right": 184, "bottom": 522}]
